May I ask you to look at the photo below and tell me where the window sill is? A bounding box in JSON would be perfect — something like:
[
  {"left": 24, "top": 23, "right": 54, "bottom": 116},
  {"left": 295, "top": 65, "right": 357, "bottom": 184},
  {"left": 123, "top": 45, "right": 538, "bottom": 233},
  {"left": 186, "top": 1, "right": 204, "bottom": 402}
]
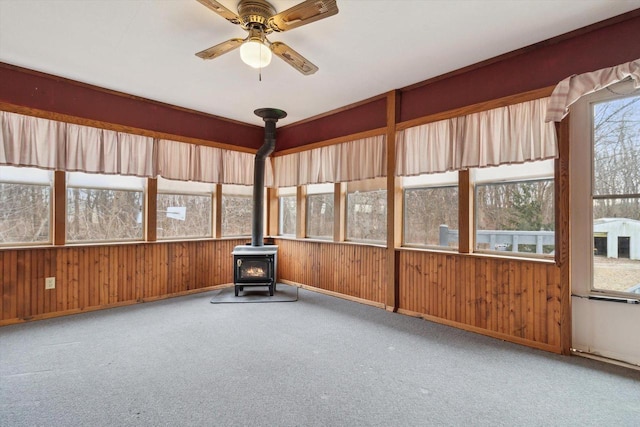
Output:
[
  {"left": 573, "top": 292, "right": 640, "bottom": 304},
  {"left": 272, "top": 236, "right": 386, "bottom": 249},
  {"left": 397, "top": 246, "right": 556, "bottom": 264}
]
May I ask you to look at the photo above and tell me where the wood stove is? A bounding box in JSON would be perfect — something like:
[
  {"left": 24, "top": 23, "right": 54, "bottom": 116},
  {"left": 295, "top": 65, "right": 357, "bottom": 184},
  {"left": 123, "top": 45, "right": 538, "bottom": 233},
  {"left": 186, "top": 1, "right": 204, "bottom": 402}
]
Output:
[
  {"left": 232, "top": 107, "right": 286, "bottom": 297},
  {"left": 232, "top": 245, "right": 278, "bottom": 296}
]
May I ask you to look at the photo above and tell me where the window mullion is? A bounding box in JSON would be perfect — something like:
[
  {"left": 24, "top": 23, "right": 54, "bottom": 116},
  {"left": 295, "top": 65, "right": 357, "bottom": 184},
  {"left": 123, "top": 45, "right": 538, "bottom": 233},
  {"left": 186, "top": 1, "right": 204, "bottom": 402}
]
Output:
[
  {"left": 146, "top": 177, "right": 157, "bottom": 242},
  {"left": 54, "top": 170, "right": 66, "bottom": 246},
  {"left": 334, "top": 182, "right": 346, "bottom": 242},
  {"left": 459, "top": 169, "right": 473, "bottom": 253}
]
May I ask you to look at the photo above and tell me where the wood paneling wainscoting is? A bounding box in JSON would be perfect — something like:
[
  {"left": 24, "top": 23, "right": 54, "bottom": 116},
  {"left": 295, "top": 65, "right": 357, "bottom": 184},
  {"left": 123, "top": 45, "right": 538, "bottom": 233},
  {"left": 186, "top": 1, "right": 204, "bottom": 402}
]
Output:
[
  {"left": 0, "top": 239, "right": 244, "bottom": 325},
  {"left": 2, "top": 238, "right": 564, "bottom": 354},
  {"left": 398, "top": 249, "right": 562, "bottom": 353},
  {"left": 276, "top": 239, "right": 386, "bottom": 305},
  {"left": 275, "top": 240, "right": 562, "bottom": 353}
]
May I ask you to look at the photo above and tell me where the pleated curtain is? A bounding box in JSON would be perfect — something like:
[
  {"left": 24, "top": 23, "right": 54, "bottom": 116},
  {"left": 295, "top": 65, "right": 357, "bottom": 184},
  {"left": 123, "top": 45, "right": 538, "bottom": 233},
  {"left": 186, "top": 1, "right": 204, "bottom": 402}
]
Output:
[
  {"left": 396, "top": 97, "right": 557, "bottom": 177},
  {"left": 272, "top": 135, "right": 387, "bottom": 187},
  {"left": 66, "top": 124, "right": 155, "bottom": 176},
  {"left": 0, "top": 110, "right": 272, "bottom": 186},
  {"left": 0, "top": 111, "right": 65, "bottom": 170}
]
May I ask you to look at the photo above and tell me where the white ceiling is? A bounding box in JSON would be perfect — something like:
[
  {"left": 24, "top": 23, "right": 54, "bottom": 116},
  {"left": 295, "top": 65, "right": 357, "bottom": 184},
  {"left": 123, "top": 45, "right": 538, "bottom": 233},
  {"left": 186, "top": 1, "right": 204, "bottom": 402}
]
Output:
[{"left": 1, "top": 0, "right": 639, "bottom": 127}]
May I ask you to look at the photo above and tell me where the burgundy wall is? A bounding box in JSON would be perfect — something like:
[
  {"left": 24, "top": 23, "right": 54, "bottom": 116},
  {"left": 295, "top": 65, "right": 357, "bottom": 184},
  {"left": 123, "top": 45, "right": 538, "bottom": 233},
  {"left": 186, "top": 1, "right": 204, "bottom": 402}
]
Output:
[
  {"left": 0, "top": 64, "right": 264, "bottom": 149},
  {"left": 400, "top": 13, "right": 640, "bottom": 122},
  {"left": 276, "top": 97, "right": 387, "bottom": 151}
]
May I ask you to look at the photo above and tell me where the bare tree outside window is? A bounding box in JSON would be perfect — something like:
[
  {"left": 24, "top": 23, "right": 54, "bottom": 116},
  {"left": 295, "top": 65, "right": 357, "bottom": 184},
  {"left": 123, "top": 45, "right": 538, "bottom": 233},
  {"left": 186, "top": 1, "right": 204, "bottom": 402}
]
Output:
[
  {"left": 404, "top": 186, "right": 458, "bottom": 247},
  {"left": 67, "top": 188, "right": 143, "bottom": 242},
  {"left": 347, "top": 190, "right": 386, "bottom": 242},
  {"left": 0, "top": 183, "right": 51, "bottom": 244},
  {"left": 157, "top": 193, "right": 212, "bottom": 239},
  {"left": 221, "top": 194, "right": 252, "bottom": 236},
  {"left": 592, "top": 92, "right": 640, "bottom": 294},
  {"left": 279, "top": 195, "right": 296, "bottom": 235},
  {"left": 306, "top": 193, "right": 333, "bottom": 238}
]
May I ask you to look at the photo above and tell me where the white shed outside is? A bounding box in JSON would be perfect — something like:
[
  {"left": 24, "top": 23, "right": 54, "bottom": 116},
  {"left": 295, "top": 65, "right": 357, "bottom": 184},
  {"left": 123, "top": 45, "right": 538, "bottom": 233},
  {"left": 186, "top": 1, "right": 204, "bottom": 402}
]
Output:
[{"left": 593, "top": 218, "right": 640, "bottom": 260}]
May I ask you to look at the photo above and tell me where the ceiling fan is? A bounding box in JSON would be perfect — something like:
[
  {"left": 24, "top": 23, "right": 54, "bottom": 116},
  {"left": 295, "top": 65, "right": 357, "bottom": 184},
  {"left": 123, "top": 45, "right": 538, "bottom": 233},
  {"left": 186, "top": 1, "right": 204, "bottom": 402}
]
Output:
[{"left": 195, "top": 0, "right": 338, "bottom": 75}]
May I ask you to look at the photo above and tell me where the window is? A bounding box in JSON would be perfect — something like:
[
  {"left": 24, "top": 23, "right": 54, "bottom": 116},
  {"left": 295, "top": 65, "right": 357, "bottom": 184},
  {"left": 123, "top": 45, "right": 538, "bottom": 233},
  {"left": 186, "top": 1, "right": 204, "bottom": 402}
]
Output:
[
  {"left": 66, "top": 172, "right": 144, "bottom": 242},
  {"left": 306, "top": 183, "right": 333, "bottom": 238},
  {"left": 474, "top": 160, "right": 555, "bottom": 256},
  {"left": 221, "top": 184, "right": 253, "bottom": 237},
  {"left": 0, "top": 166, "right": 52, "bottom": 245},
  {"left": 591, "top": 87, "right": 640, "bottom": 294},
  {"left": 157, "top": 178, "right": 213, "bottom": 239},
  {"left": 278, "top": 186, "right": 296, "bottom": 236},
  {"left": 403, "top": 171, "right": 458, "bottom": 248},
  {"left": 347, "top": 178, "right": 386, "bottom": 243}
]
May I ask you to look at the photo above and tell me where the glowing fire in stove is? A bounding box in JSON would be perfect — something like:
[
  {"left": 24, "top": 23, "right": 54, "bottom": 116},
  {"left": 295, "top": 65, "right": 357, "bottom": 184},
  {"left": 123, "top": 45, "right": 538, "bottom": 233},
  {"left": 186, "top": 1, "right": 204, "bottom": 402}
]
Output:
[{"left": 243, "top": 266, "right": 266, "bottom": 278}]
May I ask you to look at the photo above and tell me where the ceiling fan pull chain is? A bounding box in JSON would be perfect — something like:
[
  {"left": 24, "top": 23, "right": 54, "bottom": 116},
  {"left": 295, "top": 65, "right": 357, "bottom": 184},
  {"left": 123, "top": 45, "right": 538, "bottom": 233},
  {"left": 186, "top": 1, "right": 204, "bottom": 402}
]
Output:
[
  {"left": 259, "top": 42, "right": 262, "bottom": 81},
  {"left": 259, "top": 42, "right": 264, "bottom": 81}
]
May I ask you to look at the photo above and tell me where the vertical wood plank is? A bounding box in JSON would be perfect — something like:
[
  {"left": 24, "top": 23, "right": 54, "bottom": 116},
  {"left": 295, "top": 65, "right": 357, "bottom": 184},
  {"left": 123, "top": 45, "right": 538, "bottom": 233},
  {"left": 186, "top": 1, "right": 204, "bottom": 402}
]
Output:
[
  {"left": 522, "top": 262, "right": 534, "bottom": 341},
  {"left": 555, "top": 118, "right": 572, "bottom": 355},
  {"left": 16, "top": 251, "right": 25, "bottom": 319},
  {"left": 47, "top": 249, "right": 56, "bottom": 314},
  {"left": 57, "top": 248, "right": 65, "bottom": 311}
]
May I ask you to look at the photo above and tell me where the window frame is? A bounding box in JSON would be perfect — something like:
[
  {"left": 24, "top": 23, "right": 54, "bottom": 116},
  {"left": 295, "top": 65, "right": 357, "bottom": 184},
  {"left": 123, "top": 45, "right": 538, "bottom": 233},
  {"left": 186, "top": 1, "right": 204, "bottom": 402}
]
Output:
[
  {"left": 65, "top": 185, "right": 145, "bottom": 244},
  {"left": 277, "top": 186, "right": 297, "bottom": 237},
  {"left": 156, "top": 192, "right": 214, "bottom": 240},
  {"left": 220, "top": 184, "right": 254, "bottom": 238},
  {"left": 304, "top": 183, "right": 335, "bottom": 240},
  {"left": 155, "top": 177, "right": 215, "bottom": 241},
  {"left": 0, "top": 166, "right": 53, "bottom": 247},
  {"left": 278, "top": 194, "right": 297, "bottom": 237},
  {"left": 473, "top": 162, "right": 555, "bottom": 259},
  {"left": 345, "top": 178, "right": 387, "bottom": 244},
  {"left": 402, "top": 184, "right": 459, "bottom": 250},
  {"left": 401, "top": 171, "right": 459, "bottom": 250},
  {"left": 580, "top": 81, "right": 640, "bottom": 297}
]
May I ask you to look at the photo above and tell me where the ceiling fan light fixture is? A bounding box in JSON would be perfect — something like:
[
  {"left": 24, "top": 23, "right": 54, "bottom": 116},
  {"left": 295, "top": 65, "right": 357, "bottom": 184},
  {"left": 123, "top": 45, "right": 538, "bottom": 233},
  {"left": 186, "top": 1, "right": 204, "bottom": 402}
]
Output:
[
  {"left": 240, "top": 39, "right": 272, "bottom": 68},
  {"left": 195, "top": 0, "right": 339, "bottom": 75}
]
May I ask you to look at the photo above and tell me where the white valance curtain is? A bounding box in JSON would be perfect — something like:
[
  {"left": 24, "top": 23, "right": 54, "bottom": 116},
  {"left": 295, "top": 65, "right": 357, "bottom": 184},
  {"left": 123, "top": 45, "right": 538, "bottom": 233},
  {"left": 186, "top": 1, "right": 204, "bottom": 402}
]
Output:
[
  {"left": 545, "top": 58, "right": 640, "bottom": 122},
  {"left": 156, "top": 139, "right": 273, "bottom": 186},
  {"left": 156, "top": 139, "right": 192, "bottom": 181},
  {"left": 0, "top": 111, "right": 65, "bottom": 170},
  {"left": 1, "top": 110, "right": 269, "bottom": 186},
  {"left": 272, "top": 134, "right": 386, "bottom": 187},
  {"left": 66, "top": 124, "right": 155, "bottom": 176},
  {"left": 1, "top": 111, "right": 155, "bottom": 177},
  {"left": 152, "top": 139, "right": 274, "bottom": 186},
  {"left": 396, "top": 97, "right": 556, "bottom": 176}
]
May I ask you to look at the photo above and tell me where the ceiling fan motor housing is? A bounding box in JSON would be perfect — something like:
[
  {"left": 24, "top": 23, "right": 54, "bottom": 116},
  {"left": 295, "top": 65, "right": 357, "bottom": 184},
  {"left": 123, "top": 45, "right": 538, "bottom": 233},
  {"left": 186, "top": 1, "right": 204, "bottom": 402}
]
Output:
[{"left": 238, "top": 0, "right": 276, "bottom": 31}]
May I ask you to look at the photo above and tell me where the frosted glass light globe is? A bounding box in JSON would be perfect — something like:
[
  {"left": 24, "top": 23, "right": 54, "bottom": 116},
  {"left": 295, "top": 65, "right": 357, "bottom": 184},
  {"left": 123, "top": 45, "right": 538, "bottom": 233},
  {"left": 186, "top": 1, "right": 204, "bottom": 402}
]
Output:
[{"left": 240, "top": 41, "right": 272, "bottom": 69}]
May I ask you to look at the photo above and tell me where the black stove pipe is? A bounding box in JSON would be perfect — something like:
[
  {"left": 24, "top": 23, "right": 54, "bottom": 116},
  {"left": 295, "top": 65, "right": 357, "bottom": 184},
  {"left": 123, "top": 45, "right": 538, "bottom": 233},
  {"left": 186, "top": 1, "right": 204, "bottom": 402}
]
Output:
[{"left": 252, "top": 108, "right": 287, "bottom": 247}]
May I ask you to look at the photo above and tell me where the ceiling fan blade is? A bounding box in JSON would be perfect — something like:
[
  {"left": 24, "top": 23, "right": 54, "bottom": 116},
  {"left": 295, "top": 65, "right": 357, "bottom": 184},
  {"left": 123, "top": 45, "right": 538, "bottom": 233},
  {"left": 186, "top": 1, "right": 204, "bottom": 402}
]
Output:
[
  {"left": 196, "top": 38, "right": 244, "bottom": 60},
  {"left": 267, "top": 0, "right": 338, "bottom": 32},
  {"left": 195, "top": 0, "right": 241, "bottom": 25},
  {"left": 270, "top": 42, "right": 318, "bottom": 75}
]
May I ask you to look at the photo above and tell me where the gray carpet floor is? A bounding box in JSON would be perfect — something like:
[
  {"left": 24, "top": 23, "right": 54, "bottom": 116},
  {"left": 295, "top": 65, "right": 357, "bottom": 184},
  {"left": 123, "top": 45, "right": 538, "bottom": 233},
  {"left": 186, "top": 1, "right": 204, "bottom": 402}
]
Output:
[{"left": 1, "top": 287, "right": 639, "bottom": 427}]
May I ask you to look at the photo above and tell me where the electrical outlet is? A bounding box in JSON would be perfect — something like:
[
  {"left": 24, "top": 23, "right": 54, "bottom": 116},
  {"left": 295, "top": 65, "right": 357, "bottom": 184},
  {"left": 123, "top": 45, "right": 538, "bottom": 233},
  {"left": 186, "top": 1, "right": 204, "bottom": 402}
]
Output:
[{"left": 45, "top": 277, "right": 56, "bottom": 290}]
